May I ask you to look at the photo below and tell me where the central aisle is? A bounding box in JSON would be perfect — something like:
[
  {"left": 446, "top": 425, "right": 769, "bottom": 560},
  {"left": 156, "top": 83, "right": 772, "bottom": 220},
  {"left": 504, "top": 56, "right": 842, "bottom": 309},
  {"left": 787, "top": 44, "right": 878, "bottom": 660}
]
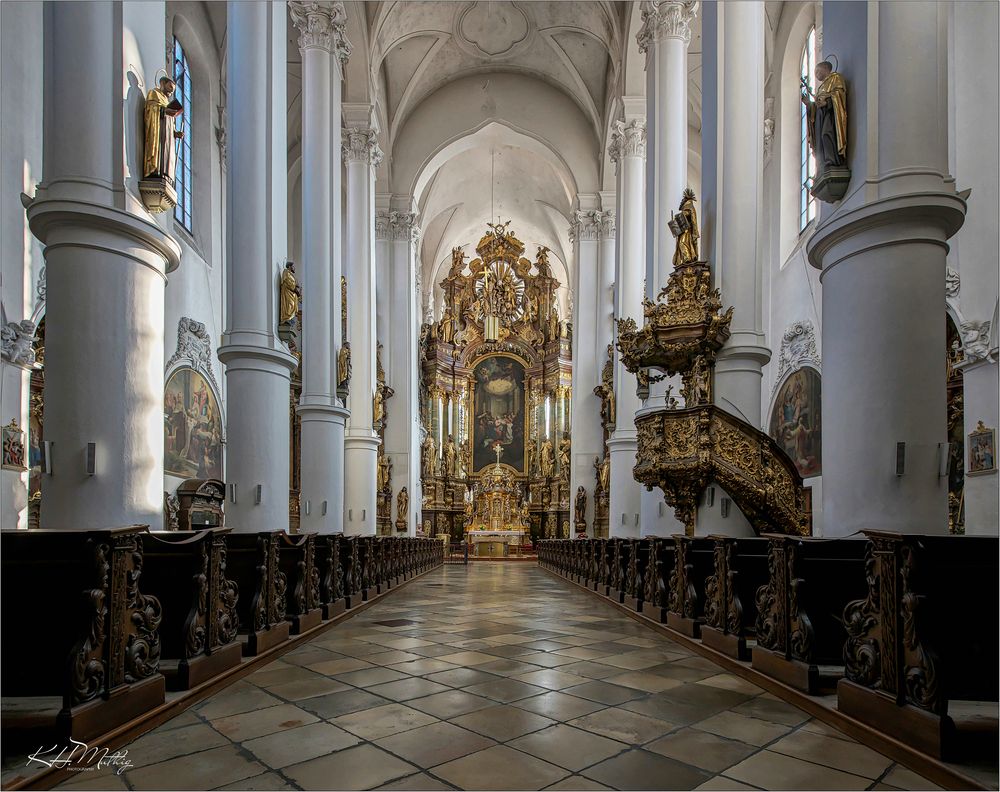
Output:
[{"left": 59, "top": 565, "right": 937, "bottom": 791}]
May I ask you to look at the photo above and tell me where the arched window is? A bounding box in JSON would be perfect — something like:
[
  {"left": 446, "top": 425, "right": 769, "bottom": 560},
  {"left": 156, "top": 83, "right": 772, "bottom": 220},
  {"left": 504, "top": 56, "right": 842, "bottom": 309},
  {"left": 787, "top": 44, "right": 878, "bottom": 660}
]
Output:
[
  {"left": 799, "top": 26, "right": 817, "bottom": 231},
  {"left": 173, "top": 37, "right": 192, "bottom": 232}
]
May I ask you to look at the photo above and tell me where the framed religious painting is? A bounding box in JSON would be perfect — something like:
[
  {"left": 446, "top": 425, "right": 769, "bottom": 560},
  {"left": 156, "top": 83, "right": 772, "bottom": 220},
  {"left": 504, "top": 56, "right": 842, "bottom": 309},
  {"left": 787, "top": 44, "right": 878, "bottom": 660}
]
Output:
[
  {"left": 968, "top": 421, "right": 996, "bottom": 476},
  {"left": 471, "top": 355, "right": 526, "bottom": 473},
  {"left": 2, "top": 420, "right": 26, "bottom": 471},
  {"left": 768, "top": 367, "right": 822, "bottom": 478},
  {"left": 164, "top": 367, "right": 224, "bottom": 480}
]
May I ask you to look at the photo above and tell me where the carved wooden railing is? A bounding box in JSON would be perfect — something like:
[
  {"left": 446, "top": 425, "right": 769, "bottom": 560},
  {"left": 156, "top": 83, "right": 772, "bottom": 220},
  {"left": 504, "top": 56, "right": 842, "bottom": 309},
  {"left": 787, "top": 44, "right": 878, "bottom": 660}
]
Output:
[
  {"left": 700, "top": 536, "right": 769, "bottom": 660},
  {"left": 1, "top": 527, "right": 165, "bottom": 742},
  {"left": 634, "top": 405, "right": 810, "bottom": 537},
  {"left": 838, "top": 532, "right": 999, "bottom": 759},
  {"left": 141, "top": 529, "right": 241, "bottom": 689}
]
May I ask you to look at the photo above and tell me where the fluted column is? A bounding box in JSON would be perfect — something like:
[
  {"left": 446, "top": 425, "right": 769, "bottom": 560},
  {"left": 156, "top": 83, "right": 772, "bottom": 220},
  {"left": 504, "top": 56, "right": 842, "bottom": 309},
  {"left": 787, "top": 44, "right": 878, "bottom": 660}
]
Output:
[
  {"left": 807, "top": 0, "right": 965, "bottom": 535},
  {"left": 289, "top": 1, "right": 350, "bottom": 533},
  {"left": 569, "top": 204, "right": 603, "bottom": 534},
  {"left": 607, "top": 115, "right": 645, "bottom": 538},
  {"left": 342, "top": 123, "right": 382, "bottom": 536},
  {"left": 704, "top": 0, "right": 771, "bottom": 426},
  {"left": 378, "top": 206, "right": 421, "bottom": 536},
  {"left": 27, "top": 0, "right": 180, "bottom": 529},
  {"left": 217, "top": 0, "right": 297, "bottom": 532}
]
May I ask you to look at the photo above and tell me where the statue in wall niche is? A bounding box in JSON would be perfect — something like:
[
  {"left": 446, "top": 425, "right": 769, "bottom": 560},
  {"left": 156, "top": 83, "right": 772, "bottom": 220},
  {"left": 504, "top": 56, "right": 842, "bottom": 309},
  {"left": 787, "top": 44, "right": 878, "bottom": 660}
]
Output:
[
  {"left": 526, "top": 438, "right": 537, "bottom": 476},
  {"left": 279, "top": 262, "right": 301, "bottom": 326},
  {"left": 373, "top": 387, "right": 385, "bottom": 426},
  {"left": 337, "top": 342, "right": 351, "bottom": 394},
  {"left": 802, "top": 59, "right": 850, "bottom": 200},
  {"left": 669, "top": 189, "right": 700, "bottom": 267},
  {"left": 594, "top": 455, "right": 610, "bottom": 495},
  {"left": 396, "top": 487, "right": 409, "bottom": 530},
  {"left": 143, "top": 74, "right": 184, "bottom": 183},
  {"left": 540, "top": 438, "right": 556, "bottom": 478}
]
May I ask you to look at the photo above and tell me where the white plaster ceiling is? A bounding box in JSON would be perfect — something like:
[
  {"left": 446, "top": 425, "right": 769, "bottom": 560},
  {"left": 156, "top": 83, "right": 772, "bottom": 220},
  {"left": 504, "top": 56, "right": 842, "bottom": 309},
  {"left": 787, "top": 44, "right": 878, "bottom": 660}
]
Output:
[{"left": 369, "top": 1, "right": 621, "bottom": 144}]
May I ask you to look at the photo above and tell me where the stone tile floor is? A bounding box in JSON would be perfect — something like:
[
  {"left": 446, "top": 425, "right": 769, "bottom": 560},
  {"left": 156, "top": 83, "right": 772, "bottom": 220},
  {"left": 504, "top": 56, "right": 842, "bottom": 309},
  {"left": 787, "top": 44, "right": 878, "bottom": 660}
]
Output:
[{"left": 53, "top": 565, "right": 945, "bottom": 791}]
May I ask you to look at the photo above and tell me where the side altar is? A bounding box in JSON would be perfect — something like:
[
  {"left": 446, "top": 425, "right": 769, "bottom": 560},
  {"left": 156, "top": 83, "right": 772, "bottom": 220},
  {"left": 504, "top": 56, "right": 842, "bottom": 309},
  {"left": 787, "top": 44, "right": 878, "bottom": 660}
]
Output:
[{"left": 419, "top": 222, "right": 572, "bottom": 543}]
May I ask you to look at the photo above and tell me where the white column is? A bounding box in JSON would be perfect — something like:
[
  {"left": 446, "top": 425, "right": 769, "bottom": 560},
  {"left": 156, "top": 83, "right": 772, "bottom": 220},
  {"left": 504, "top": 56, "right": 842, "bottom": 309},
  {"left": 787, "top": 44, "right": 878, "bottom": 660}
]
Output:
[
  {"left": 27, "top": 0, "right": 180, "bottom": 529},
  {"left": 710, "top": 0, "right": 771, "bottom": 425},
  {"left": 378, "top": 206, "right": 421, "bottom": 537},
  {"left": 637, "top": 1, "right": 699, "bottom": 537},
  {"left": 217, "top": 0, "right": 297, "bottom": 533},
  {"left": 807, "top": 0, "right": 965, "bottom": 536},
  {"left": 289, "top": 1, "right": 350, "bottom": 533},
  {"left": 342, "top": 122, "right": 382, "bottom": 536},
  {"left": 596, "top": 201, "right": 617, "bottom": 368},
  {"left": 607, "top": 115, "right": 645, "bottom": 538},
  {"left": 569, "top": 203, "right": 603, "bottom": 533}
]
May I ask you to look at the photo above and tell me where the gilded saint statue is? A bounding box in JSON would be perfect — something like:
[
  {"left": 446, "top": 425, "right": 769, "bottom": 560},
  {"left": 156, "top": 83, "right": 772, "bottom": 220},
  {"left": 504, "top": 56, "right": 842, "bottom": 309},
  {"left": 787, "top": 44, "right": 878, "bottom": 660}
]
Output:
[
  {"left": 594, "top": 455, "right": 610, "bottom": 495},
  {"left": 558, "top": 436, "right": 571, "bottom": 478},
  {"left": 669, "top": 189, "right": 700, "bottom": 267},
  {"left": 337, "top": 342, "right": 352, "bottom": 393},
  {"left": 526, "top": 438, "right": 537, "bottom": 476},
  {"left": 422, "top": 433, "right": 437, "bottom": 479},
  {"left": 396, "top": 487, "right": 409, "bottom": 529},
  {"left": 443, "top": 435, "right": 457, "bottom": 477},
  {"left": 540, "top": 438, "right": 556, "bottom": 478},
  {"left": 377, "top": 452, "right": 392, "bottom": 492},
  {"left": 373, "top": 387, "right": 385, "bottom": 426},
  {"left": 279, "top": 262, "right": 301, "bottom": 325},
  {"left": 801, "top": 59, "right": 848, "bottom": 202},
  {"left": 143, "top": 75, "right": 184, "bottom": 183}
]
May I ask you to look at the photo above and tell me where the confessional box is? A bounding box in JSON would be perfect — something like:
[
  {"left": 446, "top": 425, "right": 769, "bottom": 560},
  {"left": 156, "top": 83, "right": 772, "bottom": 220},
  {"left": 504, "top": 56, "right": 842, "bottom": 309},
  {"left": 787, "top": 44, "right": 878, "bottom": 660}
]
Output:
[{"left": 175, "top": 477, "right": 225, "bottom": 530}]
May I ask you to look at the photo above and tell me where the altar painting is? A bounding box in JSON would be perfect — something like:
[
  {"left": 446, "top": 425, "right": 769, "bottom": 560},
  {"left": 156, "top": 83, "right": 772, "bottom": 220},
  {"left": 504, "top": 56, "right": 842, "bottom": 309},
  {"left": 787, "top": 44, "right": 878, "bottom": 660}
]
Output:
[
  {"left": 473, "top": 356, "right": 525, "bottom": 472},
  {"left": 769, "top": 367, "right": 821, "bottom": 478},
  {"left": 165, "top": 367, "right": 223, "bottom": 480}
]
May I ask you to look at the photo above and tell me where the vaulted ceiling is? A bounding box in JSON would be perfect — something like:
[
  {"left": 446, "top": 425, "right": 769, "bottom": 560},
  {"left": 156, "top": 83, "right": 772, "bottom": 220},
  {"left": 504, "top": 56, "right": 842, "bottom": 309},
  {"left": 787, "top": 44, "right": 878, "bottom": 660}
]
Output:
[{"left": 368, "top": 1, "right": 622, "bottom": 146}]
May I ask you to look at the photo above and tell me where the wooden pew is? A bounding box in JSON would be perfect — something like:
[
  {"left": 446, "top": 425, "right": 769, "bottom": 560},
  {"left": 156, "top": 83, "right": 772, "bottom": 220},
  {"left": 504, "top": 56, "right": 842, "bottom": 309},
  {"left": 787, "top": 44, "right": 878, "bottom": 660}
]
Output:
[
  {"left": 838, "top": 532, "right": 999, "bottom": 760},
  {"left": 751, "top": 535, "right": 867, "bottom": 693},
  {"left": 1, "top": 527, "right": 165, "bottom": 744},
  {"left": 223, "top": 532, "right": 291, "bottom": 656},
  {"left": 278, "top": 533, "right": 322, "bottom": 634},
  {"left": 358, "top": 537, "right": 373, "bottom": 600},
  {"left": 666, "top": 536, "right": 715, "bottom": 637},
  {"left": 316, "top": 535, "right": 346, "bottom": 618},
  {"left": 641, "top": 537, "right": 675, "bottom": 623},
  {"left": 141, "top": 529, "right": 242, "bottom": 690},
  {"left": 341, "top": 536, "right": 360, "bottom": 609},
  {"left": 700, "top": 536, "right": 770, "bottom": 661},
  {"left": 624, "top": 539, "right": 651, "bottom": 612}
]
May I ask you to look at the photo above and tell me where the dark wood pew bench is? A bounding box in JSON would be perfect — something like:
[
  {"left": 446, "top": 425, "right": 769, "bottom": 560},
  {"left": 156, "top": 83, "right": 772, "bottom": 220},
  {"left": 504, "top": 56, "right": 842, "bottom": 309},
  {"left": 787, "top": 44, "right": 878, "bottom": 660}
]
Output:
[
  {"left": 838, "top": 531, "right": 999, "bottom": 760},
  {"left": 641, "top": 537, "right": 676, "bottom": 623},
  {"left": 341, "top": 536, "right": 360, "bottom": 609},
  {"left": 316, "top": 535, "right": 347, "bottom": 618},
  {"left": 141, "top": 529, "right": 242, "bottom": 690},
  {"left": 222, "top": 531, "right": 290, "bottom": 656},
  {"left": 1, "top": 527, "right": 165, "bottom": 745},
  {"left": 666, "top": 536, "right": 715, "bottom": 637},
  {"left": 278, "top": 533, "right": 322, "bottom": 634},
  {"left": 752, "top": 534, "right": 867, "bottom": 693},
  {"left": 624, "top": 539, "right": 651, "bottom": 612},
  {"left": 701, "top": 536, "right": 770, "bottom": 660}
]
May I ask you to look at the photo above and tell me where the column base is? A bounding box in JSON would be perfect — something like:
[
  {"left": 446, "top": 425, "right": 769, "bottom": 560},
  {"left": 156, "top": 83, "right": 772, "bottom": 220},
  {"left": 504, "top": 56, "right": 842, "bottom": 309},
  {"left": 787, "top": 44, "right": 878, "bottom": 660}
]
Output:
[
  {"left": 344, "top": 434, "right": 380, "bottom": 536},
  {"left": 299, "top": 402, "right": 350, "bottom": 534},
  {"left": 607, "top": 432, "right": 640, "bottom": 538}
]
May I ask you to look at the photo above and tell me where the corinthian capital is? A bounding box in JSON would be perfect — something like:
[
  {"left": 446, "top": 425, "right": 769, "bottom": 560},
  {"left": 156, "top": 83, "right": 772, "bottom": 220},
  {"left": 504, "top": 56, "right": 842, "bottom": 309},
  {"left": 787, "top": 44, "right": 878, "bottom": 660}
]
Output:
[
  {"left": 611, "top": 119, "right": 646, "bottom": 161},
  {"left": 289, "top": 1, "right": 351, "bottom": 63},
  {"left": 342, "top": 128, "right": 384, "bottom": 168},
  {"left": 637, "top": 0, "right": 699, "bottom": 52}
]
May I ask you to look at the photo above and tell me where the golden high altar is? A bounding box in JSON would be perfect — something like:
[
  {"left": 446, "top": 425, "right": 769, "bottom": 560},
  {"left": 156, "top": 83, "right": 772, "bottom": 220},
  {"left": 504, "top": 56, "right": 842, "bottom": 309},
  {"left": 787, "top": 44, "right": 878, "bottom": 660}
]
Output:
[{"left": 419, "top": 222, "right": 573, "bottom": 544}]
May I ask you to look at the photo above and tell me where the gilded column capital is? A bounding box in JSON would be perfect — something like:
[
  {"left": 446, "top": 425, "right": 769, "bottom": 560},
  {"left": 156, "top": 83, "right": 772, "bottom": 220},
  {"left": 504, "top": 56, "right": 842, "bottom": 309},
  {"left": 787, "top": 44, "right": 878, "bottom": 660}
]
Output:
[
  {"left": 611, "top": 119, "right": 646, "bottom": 161},
  {"left": 289, "top": 1, "right": 350, "bottom": 60},
  {"left": 342, "top": 128, "right": 384, "bottom": 168},
  {"left": 637, "top": 0, "right": 699, "bottom": 53}
]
